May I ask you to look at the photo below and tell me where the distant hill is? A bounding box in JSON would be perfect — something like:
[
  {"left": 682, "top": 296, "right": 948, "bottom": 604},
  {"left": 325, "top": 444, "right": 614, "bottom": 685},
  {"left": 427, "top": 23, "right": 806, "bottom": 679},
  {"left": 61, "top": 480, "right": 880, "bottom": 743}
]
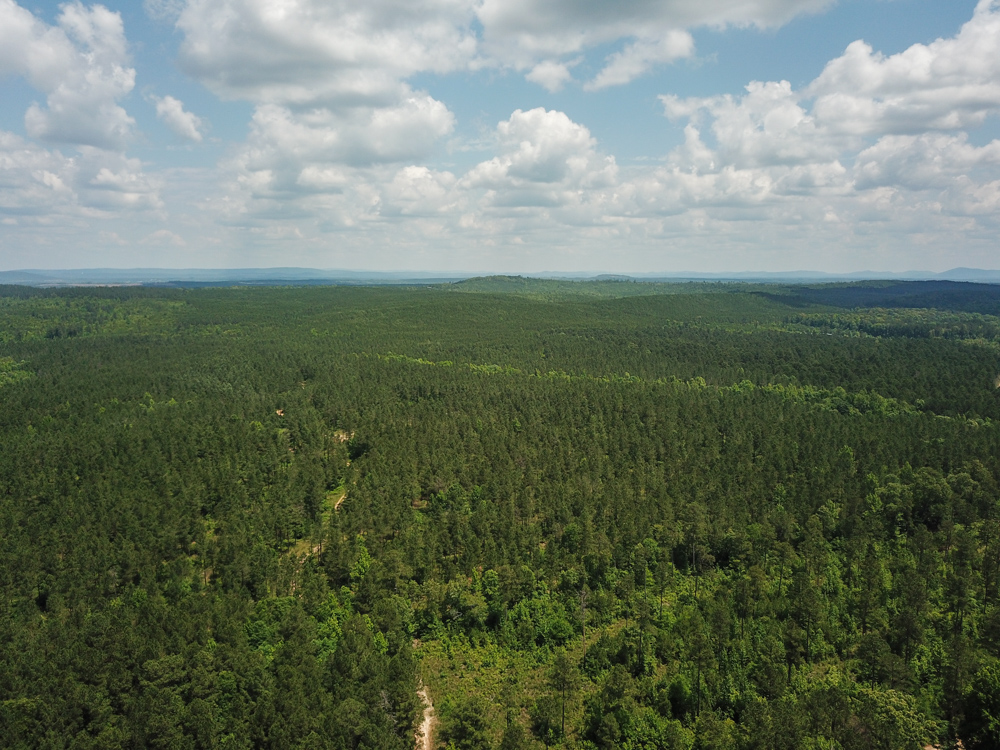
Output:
[
  {"left": 0, "top": 268, "right": 470, "bottom": 287},
  {"left": 448, "top": 275, "right": 725, "bottom": 298},
  {"left": 0, "top": 271, "right": 54, "bottom": 285}
]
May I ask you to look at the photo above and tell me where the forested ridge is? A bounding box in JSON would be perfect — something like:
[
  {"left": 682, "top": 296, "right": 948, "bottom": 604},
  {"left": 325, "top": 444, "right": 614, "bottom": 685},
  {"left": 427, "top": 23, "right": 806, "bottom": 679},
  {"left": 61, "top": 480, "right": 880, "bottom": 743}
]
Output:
[{"left": 1, "top": 279, "right": 1000, "bottom": 749}]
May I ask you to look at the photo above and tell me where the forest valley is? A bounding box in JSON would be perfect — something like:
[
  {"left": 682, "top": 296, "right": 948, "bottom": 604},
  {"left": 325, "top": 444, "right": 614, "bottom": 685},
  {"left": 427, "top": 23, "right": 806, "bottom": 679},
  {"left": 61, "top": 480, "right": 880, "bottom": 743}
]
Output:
[{"left": 1, "top": 278, "right": 1000, "bottom": 749}]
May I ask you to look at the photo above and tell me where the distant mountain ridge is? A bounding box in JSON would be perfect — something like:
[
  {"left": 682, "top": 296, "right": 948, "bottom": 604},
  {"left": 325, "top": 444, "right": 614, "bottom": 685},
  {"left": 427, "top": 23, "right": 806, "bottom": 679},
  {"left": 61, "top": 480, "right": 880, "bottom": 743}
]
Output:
[
  {"left": 628, "top": 268, "right": 1000, "bottom": 282},
  {"left": 1, "top": 266, "right": 999, "bottom": 286},
  {"left": 0, "top": 268, "right": 470, "bottom": 286}
]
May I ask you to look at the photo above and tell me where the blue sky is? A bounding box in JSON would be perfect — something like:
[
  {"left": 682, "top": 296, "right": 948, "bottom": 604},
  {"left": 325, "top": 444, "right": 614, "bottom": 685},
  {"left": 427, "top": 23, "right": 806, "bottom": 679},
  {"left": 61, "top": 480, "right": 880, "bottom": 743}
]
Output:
[{"left": 0, "top": 0, "right": 998, "bottom": 272}]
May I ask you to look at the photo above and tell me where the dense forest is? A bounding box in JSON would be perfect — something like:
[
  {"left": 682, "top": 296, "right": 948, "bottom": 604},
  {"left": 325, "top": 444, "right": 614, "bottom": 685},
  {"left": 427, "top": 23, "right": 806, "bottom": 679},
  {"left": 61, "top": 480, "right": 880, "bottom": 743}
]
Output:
[{"left": 1, "top": 278, "right": 1000, "bottom": 749}]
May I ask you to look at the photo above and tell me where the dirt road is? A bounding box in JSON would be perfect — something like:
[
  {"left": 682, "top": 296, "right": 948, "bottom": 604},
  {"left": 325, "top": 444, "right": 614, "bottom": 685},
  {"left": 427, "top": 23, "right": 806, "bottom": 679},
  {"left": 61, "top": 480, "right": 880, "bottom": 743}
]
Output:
[{"left": 415, "top": 684, "right": 435, "bottom": 750}]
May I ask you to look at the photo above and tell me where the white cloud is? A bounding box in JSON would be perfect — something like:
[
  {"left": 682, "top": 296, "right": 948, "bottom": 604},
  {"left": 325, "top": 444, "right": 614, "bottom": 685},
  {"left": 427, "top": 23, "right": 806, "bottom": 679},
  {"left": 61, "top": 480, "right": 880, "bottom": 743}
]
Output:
[
  {"left": 40, "top": 0, "right": 987, "bottom": 271},
  {"left": 808, "top": 0, "right": 1000, "bottom": 135},
  {"left": 944, "top": 179, "right": 1000, "bottom": 219},
  {"left": 346, "top": 2, "right": 1000, "bottom": 258},
  {"left": 172, "top": 0, "right": 464, "bottom": 207},
  {"left": 168, "top": 0, "right": 833, "bottom": 108},
  {"left": 478, "top": 0, "right": 831, "bottom": 85},
  {"left": 76, "top": 148, "right": 163, "bottom": 212},
  {"left": 0, "top": 132, "right": 161, "bottom": 219},
  {"left": 854, "top": 134, "right": 1000, "bottom": 191},
  {"left": 463, "top": 109, "right": 617, "bottom": 204},
  {"left": 586, "top": 31, "right": 695, "bottom": 91},
  {"left": 296, "top": 166, "right": 352, "bottom": 193},
  {"left": 141, "top": 228, "right": 186, "bottom": 246},
  {"left": 152, "top": 95, "right": 204, "bottom": 142},
  {"left": 175, "top": 0, "right": 476, "bottom": 106},
  {"left": 213, "top": 108, "right": 623, "bottom": 244},
  {"left": 0, "top": 1, "right": 162, "bottom": 234},
  {"left": 206, "top": 90, "right": 456, "bottom": 240},
  {"left": 237, "top": 92, "right": 454, "bottom": 185},
  {"left": 650, "top": 0, "right": 1000, "bottom": 225},
  {"left": 382, "top": 166, "right": 458, "bottom": 216},
  {"left": 478, "top": 0, "right": 830, "bottom": 58},
  {"left": 152, "top": 0, "right": 844, "bottom": 252},
  {"left": 451, "top": 108, "right": 626, "bottom": 235},
  {"left": 525, "top": 60, "right": 575, "bottom": 92},
  {"left": 0, "top": 131, "right": 80, "bottom": 218},
  {"left": 0, "top": 0, "right": 136, "bottom": 149},
  {"left": 662, "top": 80, "right": 845, "bottom": 170}
]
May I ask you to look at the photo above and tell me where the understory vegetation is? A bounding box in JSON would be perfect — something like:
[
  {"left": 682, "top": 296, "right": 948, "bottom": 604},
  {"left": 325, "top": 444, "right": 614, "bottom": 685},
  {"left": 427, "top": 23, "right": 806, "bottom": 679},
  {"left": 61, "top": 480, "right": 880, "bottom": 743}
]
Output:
[{"left": 1, "top": 279, "right": 1000, "bottom": 749}]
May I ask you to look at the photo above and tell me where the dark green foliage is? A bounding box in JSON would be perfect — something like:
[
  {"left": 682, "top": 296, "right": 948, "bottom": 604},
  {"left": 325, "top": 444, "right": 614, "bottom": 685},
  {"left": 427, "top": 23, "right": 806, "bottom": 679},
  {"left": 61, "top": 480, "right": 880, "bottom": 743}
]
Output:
[
  {"left": 960, "top": 662, "right": 1000, "bottom": 749},
  {"left": 764, "top": 280, "right": 1000, "bottom": 313},
  {"left": 442, "top": 696, "right": 494, "bottom": 750},
  {"left": 499, "top": 721, "right": 532, "bottom": 750}
]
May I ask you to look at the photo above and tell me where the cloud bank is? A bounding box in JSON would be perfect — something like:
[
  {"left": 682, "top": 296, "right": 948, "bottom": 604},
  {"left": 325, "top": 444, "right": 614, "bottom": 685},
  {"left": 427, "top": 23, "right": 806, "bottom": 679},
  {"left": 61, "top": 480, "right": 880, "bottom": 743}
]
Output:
[
  {"left": 0, "top": 0, "right": 999, "bottom": 270},
  {"left": 206, "top": 2, "right": 1000, "bottom": 261}
]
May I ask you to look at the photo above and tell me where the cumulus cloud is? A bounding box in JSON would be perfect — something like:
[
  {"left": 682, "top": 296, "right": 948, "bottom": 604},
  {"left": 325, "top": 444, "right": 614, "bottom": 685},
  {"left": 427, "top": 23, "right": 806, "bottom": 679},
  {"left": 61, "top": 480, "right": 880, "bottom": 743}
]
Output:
[
  {"left": 525, "top": 60, "right": 576, "bottom": 92},
  {"left": 486, "top": 0, "right": 830, "bottom": 36},
  {"left": 82, "top": 152, "right": 162, "bottom": 211},
  {"left": 652, "top": 0, "right": 1000, "bottom": 223},
  {"left": 662, "top": 80, "right": 845, "bottom": 170},
  {"left": 217, "top": 1, "right": 1000, "bottom": 253},
  {"left": 98, "top": 230, "right": 128, "bottom": 245},
  {"left": 0, "top": 132, "right": 79, "bottom": 219},
  {"left": 0, "top": 0, "right": 136, "bottom": 149},
  {"left": 152, "top": 95, "right": 204, "bottom": 142},
  {"left": 446, "top": 108, "right": 627, "bottom": 236},
  {"left": 349, "top": 1, "right": 1000, "bottom": 252},
  {"left": 175, "top": 0, "right": 476, "bottom": 106},
  {"left": 478, "top": 0, "right": 830, "bottom": 86},
  {"left": 0, "top": 2, "right": 163, "bottom": 235},
  {"left": 382, "top": 166, "right": 458, "bottom": 216},
  {"left": 148, "top": 0, "right": 844, "bottom": 243},
  {"left": 944, "top": 179, "right": 1000, "bottom": 218},
  {"left": 854, "top": 134, "right": 1000, "bottom": 191},
  {"left": 464, "top": 108, "right": 616, "bottom": 195},
  {"left": 171, "top": 0, "right": 465, "bottom": 199},
  {"left": 216, "top": 107, "right": 623, "bottom": 241},
  {"left": 808, "top": 0, "right": 1000, "bottom": 135},
  {"left": 585, "top": 31, "right": 695, "bottom": 91},
  {"left": 167, "top": 0, "right": 833, "bottom": 109},
  {"left": 96, "top": 0, "right": 997, "bottom": 268},
  {"left": 234, "top": 91, "right": 454, "bottom": 195},
  {"left": 0, "top": 132, "right": 161, "bottom": 220},
  {"left": 198, "top": 87, "right": 457, "bottom": 250}
]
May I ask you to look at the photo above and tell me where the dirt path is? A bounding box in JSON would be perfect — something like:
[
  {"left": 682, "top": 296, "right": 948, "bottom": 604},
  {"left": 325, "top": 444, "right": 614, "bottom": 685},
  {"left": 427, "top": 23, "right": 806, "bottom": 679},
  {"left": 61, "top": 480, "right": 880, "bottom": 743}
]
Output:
[
  {"left": 334, "top": 490, "right": 347, "bottom": 511},
  {"left": 415, "top": 684, "right": 436, "bottom": 750}
]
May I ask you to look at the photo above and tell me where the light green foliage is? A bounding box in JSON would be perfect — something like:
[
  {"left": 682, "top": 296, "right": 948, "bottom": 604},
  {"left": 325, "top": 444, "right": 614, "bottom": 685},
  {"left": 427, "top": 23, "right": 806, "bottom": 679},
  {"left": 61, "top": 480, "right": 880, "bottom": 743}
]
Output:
[
  {"left": 0, "top": 356, "right": 30, "bottom": 387},
  {"left": 961, "top": 661, "right": 1000, "bottom": 749}
]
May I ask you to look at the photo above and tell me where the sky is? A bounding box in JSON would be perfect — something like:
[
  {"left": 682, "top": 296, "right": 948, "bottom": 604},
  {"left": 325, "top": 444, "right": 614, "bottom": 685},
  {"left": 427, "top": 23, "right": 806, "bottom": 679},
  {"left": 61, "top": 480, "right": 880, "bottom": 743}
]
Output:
[{"left": 0, "top": 0, "right": 998, "bottom": 273}]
